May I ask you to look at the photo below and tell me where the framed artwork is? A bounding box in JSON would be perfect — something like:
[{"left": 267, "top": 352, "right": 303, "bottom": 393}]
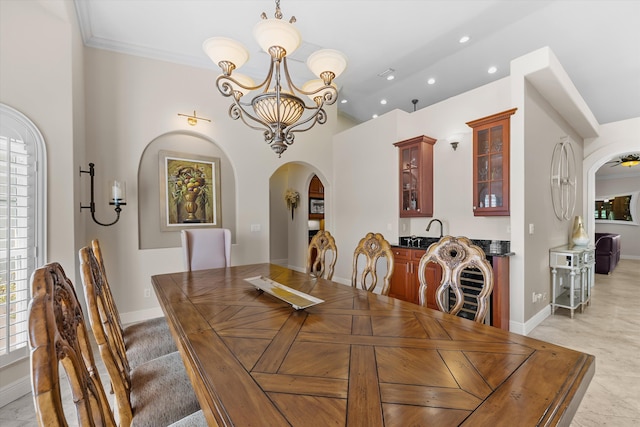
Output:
[
  {"left": 159, "top": 150, "right": 221, "bottom": 231},
  {"left": 310, "top": 198, "right": 324, "bottom": 214}
]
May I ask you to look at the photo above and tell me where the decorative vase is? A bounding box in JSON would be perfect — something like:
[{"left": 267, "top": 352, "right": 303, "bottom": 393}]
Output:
[
  {"left": 571, "top": 215, "right": 589, "bottom": 246},
  {"left": 183, "top": 191, "right": 199, "bottom": 221}
]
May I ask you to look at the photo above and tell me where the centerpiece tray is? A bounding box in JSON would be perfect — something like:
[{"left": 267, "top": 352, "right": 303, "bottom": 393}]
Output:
[{"left": 245, "top": 276, "right": 324, "bottom": 310}]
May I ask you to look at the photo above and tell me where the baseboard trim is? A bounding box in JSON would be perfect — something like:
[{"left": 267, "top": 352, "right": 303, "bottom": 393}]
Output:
[
  {"left": 0, "top": 376, "right": 31, "bottom": 408},
  {"left": 509, "top": 304, "right": 551, "bottom": 335},
  {"left": 120, "top": 307, "right": 164, "bottom": 325},
  {"left": 621, "top": 255, "right": 640, "bottom": 260}
]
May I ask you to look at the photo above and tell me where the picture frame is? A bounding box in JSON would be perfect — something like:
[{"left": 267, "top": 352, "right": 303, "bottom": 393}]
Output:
[
  {"left": 310, "top": 198, "right": 324, "bottom": 215},
  {"left": 159, "top": 150, "right": 222, "bottom": 231}
]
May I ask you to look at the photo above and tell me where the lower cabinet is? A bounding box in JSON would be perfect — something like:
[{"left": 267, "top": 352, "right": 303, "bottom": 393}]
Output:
[
  {"left": 389, "top": 248, "right": 441, "bottom": 308},
  {"left": 389, "top": 247, "right": 510, "bottom": 330}
]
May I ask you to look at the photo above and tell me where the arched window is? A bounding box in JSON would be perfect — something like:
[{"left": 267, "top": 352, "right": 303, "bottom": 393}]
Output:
[{"left": 0, "top": 104, "right": 46, "bottom": 367}]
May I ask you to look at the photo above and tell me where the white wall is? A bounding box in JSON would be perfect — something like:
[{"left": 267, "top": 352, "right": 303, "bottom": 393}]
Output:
[
  {"left": 522, "top": 82, "right": 584, "bottom": 320},
  {"left": 0, "top": 0, "right": 81, "bottom": 402},
  {"left": 82, "top": 47, "right": 338, "bottom": 315}
]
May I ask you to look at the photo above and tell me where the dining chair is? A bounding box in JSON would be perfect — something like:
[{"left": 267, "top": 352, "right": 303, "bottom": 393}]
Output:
[
  {"left": 181, "top": 228, "right": 231, "bottom": 271},
  {"left": 351, "top": 232, "right": 395, "bottom": 295},
  {"left": 306, "top": 230, "right": 338, "bottom": 280},
  {"left": 78, "top": 249, "right": 204, "bottom": 426},
  {"left": 29, "top": 262, "right": 116, "bottom": 427},
  {"left": 417, "top": 235, "right": 494, "bottom": 323},
  {"left": 90, "top": 239, "right": 176, "bottom": 368}
]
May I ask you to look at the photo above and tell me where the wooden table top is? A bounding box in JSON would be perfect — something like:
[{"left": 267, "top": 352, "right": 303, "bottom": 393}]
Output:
[{"left": 152, "top": 263, "right": 594, "bottom": 427}]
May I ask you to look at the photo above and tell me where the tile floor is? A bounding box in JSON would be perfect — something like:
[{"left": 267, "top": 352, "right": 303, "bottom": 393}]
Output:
[{"left": 1, "top": 259, "right": 639, "bottom": 426}]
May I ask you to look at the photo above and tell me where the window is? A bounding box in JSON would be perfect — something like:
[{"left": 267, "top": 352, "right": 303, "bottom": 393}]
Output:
[
  {"left": 595, "top": 192, "right": 638, "bottom": 225},
  {"left": 0, "top": 104, "right": 46, "bottom": 367}
]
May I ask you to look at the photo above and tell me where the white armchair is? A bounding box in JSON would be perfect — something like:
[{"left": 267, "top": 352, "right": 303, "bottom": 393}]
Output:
[{"left": 181, "top": 228, "right": 231, "bottom": 271}]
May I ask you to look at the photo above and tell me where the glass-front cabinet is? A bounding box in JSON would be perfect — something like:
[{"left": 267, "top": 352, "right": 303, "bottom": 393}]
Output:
[
  {"left": 466, "top": 108, "right": 517, "bottom": 216},
  {"left": 393, "top": 135, "right": 437, "bottom": 217}
]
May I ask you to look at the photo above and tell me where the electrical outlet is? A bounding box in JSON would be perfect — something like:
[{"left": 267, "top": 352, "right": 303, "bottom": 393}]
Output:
[
  {"left": 532, "top": 292, "right": 537, "bottom": 303},
  {"left": 144, "top": 288, "right": 151, "bottom": 298}
]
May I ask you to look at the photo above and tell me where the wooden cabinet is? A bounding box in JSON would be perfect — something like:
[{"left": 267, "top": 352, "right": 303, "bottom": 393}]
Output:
[
  {"left": 389, "top": 247, "right": 441, "bottom": 308},
  {"left": 308, "top": 175, "right": 324, "bottom": 220},
  {"left": 466, "top": 108, "right": 516, "bottom": 216},
  {"left": 393, "top": 135, "right": 437, "bottom": 217},
  {"left": 390, "top": 246, "right": 511, "bottom": 330}
]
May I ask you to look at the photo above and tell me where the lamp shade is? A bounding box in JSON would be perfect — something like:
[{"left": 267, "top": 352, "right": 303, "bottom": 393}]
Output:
[
  {"left": 252, "top": 92, "right": 304, "bottom": 127},
  {"left": 307, "top": 49, "right": 347, "bottom": 79},
  {"left": 301, "top": 79, "right": 337, "bottom": 104},
  {"left": 203, "top": 37, "right": 249, "bottom": 70},
  {"left": 253, "top": 18, "right": 301, "bottom": 56}
]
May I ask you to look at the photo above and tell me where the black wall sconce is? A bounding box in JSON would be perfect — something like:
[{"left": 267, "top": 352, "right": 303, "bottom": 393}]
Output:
[{"left": 80, "top": 163, "right": 126, "bottom": 226}]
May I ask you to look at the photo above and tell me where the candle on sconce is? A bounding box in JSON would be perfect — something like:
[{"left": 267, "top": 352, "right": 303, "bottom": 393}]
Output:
[{"left": 109, "top": 180, "right": 127, "bottom": 206}]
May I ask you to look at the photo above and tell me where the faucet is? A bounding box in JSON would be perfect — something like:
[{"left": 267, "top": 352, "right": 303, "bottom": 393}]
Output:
[{"left": 426, "top": 219, "right": 443, "bottom": 239}]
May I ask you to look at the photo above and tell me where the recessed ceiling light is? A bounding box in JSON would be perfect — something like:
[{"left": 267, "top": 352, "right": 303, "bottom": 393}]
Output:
[
  {"left": 341, "top": 99, "right": 348, "bottom": 104},
  {"left": 488, "top": 66, "right": 497, "bottom": 74},
  {"left": 380, "top": 99, "right": 387, "bottom": 105},
  {"left": 459, "top": 35, "right": 470, "bottom": 44},
  {"left": 372, "top": 114, "right": 379, "bottom": 119},
  {"left": 427, "top": 78, "right": 436, "bottom": 85},
  {"left": 386, "top": 75, "right": 395, "bottom": 81}
]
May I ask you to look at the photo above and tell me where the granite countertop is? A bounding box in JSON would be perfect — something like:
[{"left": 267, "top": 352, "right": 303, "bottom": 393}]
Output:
[{"left": 394, "top": 236, "right": 514, "bottom": 257}]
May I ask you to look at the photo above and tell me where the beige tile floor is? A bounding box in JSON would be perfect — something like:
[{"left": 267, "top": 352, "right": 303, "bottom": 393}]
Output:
[
  {"left": 528, "top": 258, "right": 640, "bottom": 427},
  {"left": 2, "top": 259, "right": 639, "bottom": 426}
]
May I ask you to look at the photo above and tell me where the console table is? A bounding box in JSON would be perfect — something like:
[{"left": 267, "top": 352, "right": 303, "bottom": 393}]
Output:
[{"left": 549, "top": 245, "right": 595, "bottom": 318}]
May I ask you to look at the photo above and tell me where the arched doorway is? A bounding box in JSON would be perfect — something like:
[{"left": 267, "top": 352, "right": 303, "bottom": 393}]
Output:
[{"left": 269, "top": 164, "right": 327, "bottom": 271}]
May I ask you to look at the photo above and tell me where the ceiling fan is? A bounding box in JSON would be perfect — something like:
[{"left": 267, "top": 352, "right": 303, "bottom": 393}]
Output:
[{"left": 606, "top": 154, "right": 640, "bottom": 167}]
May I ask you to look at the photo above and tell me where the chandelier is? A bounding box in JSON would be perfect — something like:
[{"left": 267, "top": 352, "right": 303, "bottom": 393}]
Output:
[{"left": 203, "top": 0, "right": 347, "bottom": 157}]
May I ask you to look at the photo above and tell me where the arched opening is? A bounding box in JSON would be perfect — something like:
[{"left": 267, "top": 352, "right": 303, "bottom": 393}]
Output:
[
  {"left": 137, "top": 131, "right": 236, "bottom": 249},
  {"left": 269, "top": 163, "right": 328, "bottom": 271}
]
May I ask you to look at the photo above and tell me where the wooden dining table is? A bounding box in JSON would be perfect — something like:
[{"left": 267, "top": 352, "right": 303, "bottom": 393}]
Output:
[{"left": 152, "top": 263, "right": 594, "bottom": 427}]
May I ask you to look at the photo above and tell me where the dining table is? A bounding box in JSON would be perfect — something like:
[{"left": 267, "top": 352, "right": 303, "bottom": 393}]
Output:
[{"left": 151, "top": 263, "right": 594, "bottom": 427}]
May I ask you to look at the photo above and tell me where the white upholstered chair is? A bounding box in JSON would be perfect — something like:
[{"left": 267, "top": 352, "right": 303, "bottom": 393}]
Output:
[{"left": 181, "top": 228, "right": 231, "bottom": 271}]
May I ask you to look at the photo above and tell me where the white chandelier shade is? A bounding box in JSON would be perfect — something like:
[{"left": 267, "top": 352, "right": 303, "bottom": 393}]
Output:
[
  {"left": 203, "top": 37, "right": 249, "bottom": 72},
  {"left": 307, "top": 49, "right": 348, "bottom": 82},
  {"left": 253, "top": 18, "right": 301, "bottom": 57},
  {"left": 202, "top": 0, "right": 347, "bottom": 157}
]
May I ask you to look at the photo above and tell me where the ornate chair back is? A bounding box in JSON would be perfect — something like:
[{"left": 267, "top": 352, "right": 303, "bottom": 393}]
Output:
[
  {"left": 79, "top": 246, "right": 135, "bottom": 425},
  {"left": 90, "top": 239, "right": 128, "bottom": 367},
  {"left": 351, "top": 232, "right": 394, "bottom": 295},
  {"left": 417, "top": 236, "right": 494, "bottom": 323},
  {"left": 28, "top": 262, "right": 117, "bottom": 426},
  {"left": 181, "top": 228, "right": 232, "bottom": 271},
  {"left": 306, "top": 230, "right": 338, "bottom": 280}
]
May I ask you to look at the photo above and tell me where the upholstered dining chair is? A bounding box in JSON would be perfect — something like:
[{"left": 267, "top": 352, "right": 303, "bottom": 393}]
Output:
[
  {"left": 90, "top": 239, "right": 176, "bottom": 368},
  {"left": 417, "top": 235, "right": 494, "bottom": 323},
  {"left": 181, "top": 228, "right": 232, "bottom": 271},
  {"left": 28, "top": 262, "right": 205, "bottom": 427},
  {"left": 351, "top": 232, "right": 395, "bottom": 295},
  {"left": 306, "top": 230, "right": 338, "bottom": 280},
  {"left": 78, "top": 249, "right": 204, "bottom": 426}
]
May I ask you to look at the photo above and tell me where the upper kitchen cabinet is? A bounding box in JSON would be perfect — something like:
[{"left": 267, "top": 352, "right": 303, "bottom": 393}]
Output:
[
  {"left": 466, "top": 108, "right": 517, "bottom": 216},
  {"left": 393, "top": 135, "right": 437, "bottom": 217}
]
